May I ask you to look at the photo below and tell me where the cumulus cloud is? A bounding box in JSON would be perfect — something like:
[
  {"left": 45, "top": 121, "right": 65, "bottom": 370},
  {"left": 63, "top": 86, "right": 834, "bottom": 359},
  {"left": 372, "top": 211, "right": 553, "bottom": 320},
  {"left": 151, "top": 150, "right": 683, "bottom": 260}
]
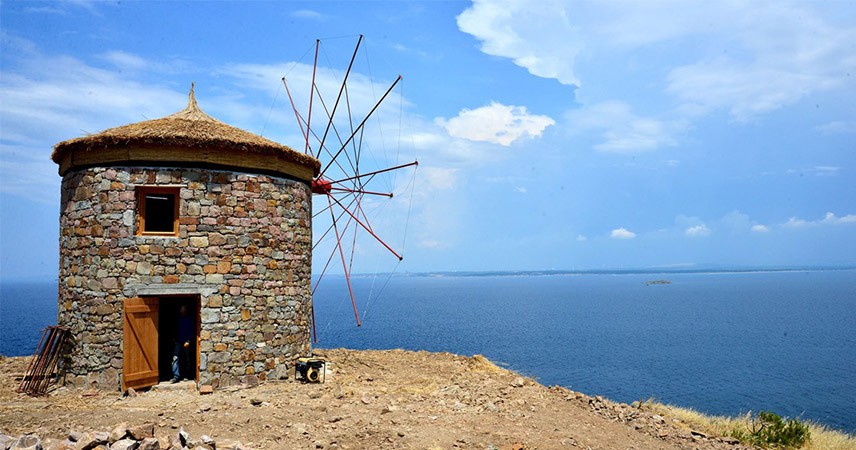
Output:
[
  {"left": 291, "top": 9, "right": 325, "bottom": 20},
  {"left": 437, "top": 102, "right": 554, "bottom": 146},
  {"left": 821, "top": 212, "right": 856, "bottom": 225},
  {"left": 420, "top": 167, "right": 459, "bottom": 190},
  {"left": 663, "top": 4, "right": 856, "bottom": 121},
  {"left": 685, "top": 224, "right": 710, "bottom": 237},
  {"left": 457, "top": 0, "right": 583, "bottom": 87},
  {"left": 783, "top": 212, "right": 856, "bottom": 228},
  {"left": 783, "top": 217, "right": 811, "bottom": 229},
  {"left": 458, "top": 0, "right": 856, "bottom": 123},
  {"left": 785, "top": 166, "right": 842, "bottom": 177},
  {"left": 0, "top": 40, "right": 187, "bottom": 203},
  {"left": 751, "top": 224, "right": 770, "bottom": 233},
  {"left": 610, "top": 227, "right": 636, "bottom": 239},
  {"left": 565, "top": 101, "right": 685, "bottom": 153}
]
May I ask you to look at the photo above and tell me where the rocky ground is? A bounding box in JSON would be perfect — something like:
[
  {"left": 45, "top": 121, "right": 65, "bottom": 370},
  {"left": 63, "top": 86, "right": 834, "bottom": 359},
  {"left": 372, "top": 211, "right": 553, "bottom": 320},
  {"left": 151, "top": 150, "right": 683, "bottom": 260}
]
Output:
[{"left": 0, "top": 349, "right": 755, "bottom": 450}]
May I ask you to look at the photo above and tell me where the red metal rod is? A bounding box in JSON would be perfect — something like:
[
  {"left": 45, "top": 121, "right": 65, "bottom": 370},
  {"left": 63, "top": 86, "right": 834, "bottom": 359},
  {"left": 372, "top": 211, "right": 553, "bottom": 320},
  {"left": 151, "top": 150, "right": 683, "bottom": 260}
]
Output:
[
  {"left": 307, "top": 39, "right": 320, "bottom": 155},
  {"left": 329, "top": 160, "right": 418, "bottom": 185},
  {"left": 312, "top": 205, "right": 358, "bottom": 296},
  {"left": 313, "top": 93, "right": 357, "bottom": 177},
  {"left": 310, "top": 302, "right": 318, "bottom": 344},
  {"left": 282, "top": 77, "right": 310, "bottom": 157},
  {"left": 331, "top": 195, "right": 403, "bottom": 260},
  {"left": 18, "top": 326, "right": 48, "bottom": 393},
  {"left": 328, "top": 195, "right": 362, "bottom": 326},
  {"left": 312, "top": 191, "right": 359, "bottom": 244},
  {"left": 318, "top": 35, "right": 363, "bottom": 163},
  {"left": 319, "top": 75, "right": 403, "bottom": 179},
  {"left": 329, "top": 186, "right": 393, "bottom": 198}
]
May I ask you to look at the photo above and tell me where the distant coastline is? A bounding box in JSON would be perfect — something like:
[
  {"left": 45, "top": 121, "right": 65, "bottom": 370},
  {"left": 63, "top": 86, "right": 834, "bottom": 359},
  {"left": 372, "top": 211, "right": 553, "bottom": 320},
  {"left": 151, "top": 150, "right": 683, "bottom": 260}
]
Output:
[
  {"left": 3, "top": 266, "right": 855, "bottom": 284},
  {"left": 349, "top": 265, "right": 856, "bottom": 279}
]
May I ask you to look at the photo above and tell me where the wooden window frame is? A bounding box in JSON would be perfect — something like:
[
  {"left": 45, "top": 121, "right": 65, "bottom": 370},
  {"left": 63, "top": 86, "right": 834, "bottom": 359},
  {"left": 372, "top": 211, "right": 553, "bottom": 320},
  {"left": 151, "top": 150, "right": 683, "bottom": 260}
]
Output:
[{"left": 137, "top": 186, "right": 180, "bottom": 237}]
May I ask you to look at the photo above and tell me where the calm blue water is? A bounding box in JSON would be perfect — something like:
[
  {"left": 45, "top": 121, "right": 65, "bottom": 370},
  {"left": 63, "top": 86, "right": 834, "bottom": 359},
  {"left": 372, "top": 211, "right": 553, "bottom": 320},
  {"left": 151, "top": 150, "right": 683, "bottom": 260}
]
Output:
[
  {"left": 0, "top": 281, "right": 58, "bottom": 357},
  {"left": 2, "top": 271, "right": 854, "bottom": 433},
  {"left": 312, "top": 270, "right": 856, "bottom": 433}
]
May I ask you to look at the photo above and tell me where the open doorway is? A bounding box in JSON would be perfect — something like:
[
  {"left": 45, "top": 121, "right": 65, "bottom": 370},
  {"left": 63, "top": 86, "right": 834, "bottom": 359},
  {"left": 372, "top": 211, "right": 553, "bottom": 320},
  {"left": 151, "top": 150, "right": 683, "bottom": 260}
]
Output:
[{"left": 157, "top": 296, "right": 200, "bottom": 383}]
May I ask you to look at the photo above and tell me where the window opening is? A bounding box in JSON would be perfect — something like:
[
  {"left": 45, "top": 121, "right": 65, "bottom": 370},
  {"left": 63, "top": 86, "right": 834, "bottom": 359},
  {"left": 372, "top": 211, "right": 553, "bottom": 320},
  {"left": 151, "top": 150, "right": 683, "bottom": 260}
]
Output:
[{"left": 137, "top": 187, "right": 179, "bottom": 236}]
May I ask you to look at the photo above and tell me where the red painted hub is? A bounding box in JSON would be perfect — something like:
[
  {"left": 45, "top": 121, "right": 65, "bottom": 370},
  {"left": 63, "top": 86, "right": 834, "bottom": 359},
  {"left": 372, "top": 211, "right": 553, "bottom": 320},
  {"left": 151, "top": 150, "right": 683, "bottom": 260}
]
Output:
[{"left": 311, "top": 178, "right": 332, "bottom": 195}]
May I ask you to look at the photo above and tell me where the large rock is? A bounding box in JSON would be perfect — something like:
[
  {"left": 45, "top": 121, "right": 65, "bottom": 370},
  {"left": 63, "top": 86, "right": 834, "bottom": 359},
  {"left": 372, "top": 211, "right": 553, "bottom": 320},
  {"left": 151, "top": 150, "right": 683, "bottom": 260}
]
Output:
[
  {"left": 10, "top": 435, "right": 41, "bottom": 450},
  {"left": 126, "top": 425, "right": 154, "bottom": 441},
  {"left": 0, "top": 435, "right": 16, "bottom": 449},
  {"left": 108, "top": 439, "right": 139, "bottom": 450},
  {"left": 136, "top": 438, "right": 159, "bottom": 450},
  {"left": 108, "top": 424, "right": 129, "bottom": 443},
  {"left": 75, "top": 431, "right": 109, "bottom": 450}
]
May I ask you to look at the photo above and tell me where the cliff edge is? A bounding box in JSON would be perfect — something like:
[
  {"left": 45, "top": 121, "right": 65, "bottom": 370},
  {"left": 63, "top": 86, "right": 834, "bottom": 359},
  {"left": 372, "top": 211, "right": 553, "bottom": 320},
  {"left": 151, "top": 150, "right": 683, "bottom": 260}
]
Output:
[{"left": 1, "top": 349, "right": 757, "bottom": 449}]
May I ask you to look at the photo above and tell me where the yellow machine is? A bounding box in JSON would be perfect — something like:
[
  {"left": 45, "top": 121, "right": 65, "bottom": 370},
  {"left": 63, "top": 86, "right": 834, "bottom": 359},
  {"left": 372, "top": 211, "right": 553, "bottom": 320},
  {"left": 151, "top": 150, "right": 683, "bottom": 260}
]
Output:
[{"left": 295, "top": 357, "right": 326, "bottom": 383}]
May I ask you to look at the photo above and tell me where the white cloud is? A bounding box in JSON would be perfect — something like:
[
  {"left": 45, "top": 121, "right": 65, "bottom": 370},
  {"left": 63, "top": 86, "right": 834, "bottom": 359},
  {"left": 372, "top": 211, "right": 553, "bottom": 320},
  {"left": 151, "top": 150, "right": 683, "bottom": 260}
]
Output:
[
  {"left": 25, "top": 0, "right": 103, "bottom": 15},
  {"left": 783, "top": 212, "right": 856, "bottom": 229},
  {"left": 816, "top": 121, "right": 856, "bottom": 134},
  {"left": 457, "top": 0, "right": 582, "bottom": 87},
  {"left": 420, "top": 167, "right": 458, "bottom": 190},
  {"left": 99, "top": 50, "right": 149, "bottom": 71},
  {"left": 405, "top": 127, "right": 496, "bottom": 166},
  {"left": 565, "top": 101, "right": 685, "bottom": 153},
  {"left": 291, "top": 9, "right": 325, "bottom": 20},
  {"left": 459, "top": 1, "right": 856, "bottom": 123},
  {"left": 782, "top": 166, "right": 842, "bottom": 177},
  {"left": 0, "top": 145, "right": 59, "bottom": 205},
  {"left": 576, "top": 234, "right": 587, "bottom": 242},
  {"left": 485, "top": 175, "right": 529, "bottom": 194},
  {"left": 610, "top": 227, "right": 636, "bottom": 239},
  {"left": 751, "top": 224, "right": 770, "bottom": 233},
  {"left": 417, "top": 240, "right": 444, "bottom": 249},
  {"left": 821, "top": 212, "right": 856, "bottom": 225},
  {"left": 783, "top": 217, "right": 812, "bottom": 229},
  {"left": 437, "top": 102, "right": 554, "bottom": 146},
  {"left": 221, "top": 60, "right": 409, "bottom": 138},
  {"left": 23, "top": 5, "right": 68, "bottom": 15},
  {"left": 685, "top": 224, "right": 710, "bottom": 237},
  {"left": 663, "top": 4, "right": 856, "bottom": 121},
  {"left": 812, "top": 166, "right": 841, "bottom": 176},
  {"left": 0, "top": 41, "right": 188, "bottom": 203}
]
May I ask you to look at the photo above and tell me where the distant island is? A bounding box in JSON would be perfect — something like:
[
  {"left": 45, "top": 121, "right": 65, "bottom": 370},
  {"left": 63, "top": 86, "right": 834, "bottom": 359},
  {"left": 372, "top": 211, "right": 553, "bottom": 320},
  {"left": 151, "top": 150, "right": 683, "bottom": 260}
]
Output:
[{"left": 644, "top": 280, "right": 672, "bottom": 286}]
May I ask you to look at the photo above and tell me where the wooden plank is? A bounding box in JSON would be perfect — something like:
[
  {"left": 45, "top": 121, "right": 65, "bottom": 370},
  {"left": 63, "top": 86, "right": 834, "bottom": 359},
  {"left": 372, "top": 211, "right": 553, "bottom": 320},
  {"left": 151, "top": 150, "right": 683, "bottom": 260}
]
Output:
[{"left": 122, "top": 297, "right": 159, "bottom": 391}]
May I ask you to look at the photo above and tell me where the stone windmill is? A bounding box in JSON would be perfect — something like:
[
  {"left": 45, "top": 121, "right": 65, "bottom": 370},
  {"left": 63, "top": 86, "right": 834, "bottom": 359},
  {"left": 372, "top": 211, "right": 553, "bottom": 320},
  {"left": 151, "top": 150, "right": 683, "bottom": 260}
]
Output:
[{"left": 51, "top": 86, "right": 320, "bottom": 390}]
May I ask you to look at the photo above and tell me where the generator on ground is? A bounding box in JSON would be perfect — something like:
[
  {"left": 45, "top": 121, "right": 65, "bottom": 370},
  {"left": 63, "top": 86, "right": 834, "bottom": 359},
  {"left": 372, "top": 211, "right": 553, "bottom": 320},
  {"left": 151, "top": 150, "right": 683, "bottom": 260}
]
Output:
[{"left": 295, "top": 357, "right": 326, "bottom": 383}]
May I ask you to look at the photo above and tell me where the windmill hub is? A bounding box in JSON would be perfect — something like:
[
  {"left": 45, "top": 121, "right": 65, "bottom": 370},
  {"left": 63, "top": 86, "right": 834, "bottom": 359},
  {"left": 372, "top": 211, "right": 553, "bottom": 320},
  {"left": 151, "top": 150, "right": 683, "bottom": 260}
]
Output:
[{"left": 311, "top": 177, "right": 332, "bottom": 195}]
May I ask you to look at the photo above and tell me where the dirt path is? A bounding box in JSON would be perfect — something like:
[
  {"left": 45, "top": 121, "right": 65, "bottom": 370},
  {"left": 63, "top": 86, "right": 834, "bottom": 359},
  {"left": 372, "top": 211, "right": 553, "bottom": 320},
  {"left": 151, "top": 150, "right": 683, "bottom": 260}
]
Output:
[{"left": 1, "top": 349, "right": 752, "bottom": 449}]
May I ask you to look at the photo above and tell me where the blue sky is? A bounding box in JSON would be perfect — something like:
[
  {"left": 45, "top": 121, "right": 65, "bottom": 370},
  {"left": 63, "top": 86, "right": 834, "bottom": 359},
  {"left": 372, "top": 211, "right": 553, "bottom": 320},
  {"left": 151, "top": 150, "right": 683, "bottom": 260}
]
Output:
[{"left": 1, "top": 0, "right": 855, "bottom": 281}]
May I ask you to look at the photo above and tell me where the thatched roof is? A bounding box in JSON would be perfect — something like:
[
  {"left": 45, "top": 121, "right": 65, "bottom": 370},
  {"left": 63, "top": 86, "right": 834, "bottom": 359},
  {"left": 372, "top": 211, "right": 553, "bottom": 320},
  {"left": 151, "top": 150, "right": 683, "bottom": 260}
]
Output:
[{"left": 52, "top": 85, "right": 320, "bottom": 180}]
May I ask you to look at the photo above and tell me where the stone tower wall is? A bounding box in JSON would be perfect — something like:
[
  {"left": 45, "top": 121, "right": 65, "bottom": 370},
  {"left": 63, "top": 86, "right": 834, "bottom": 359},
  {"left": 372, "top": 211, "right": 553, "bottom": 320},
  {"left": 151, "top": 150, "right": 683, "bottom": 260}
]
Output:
[{"left": 58, "top": 166, "right": 312, "bottom": 389}]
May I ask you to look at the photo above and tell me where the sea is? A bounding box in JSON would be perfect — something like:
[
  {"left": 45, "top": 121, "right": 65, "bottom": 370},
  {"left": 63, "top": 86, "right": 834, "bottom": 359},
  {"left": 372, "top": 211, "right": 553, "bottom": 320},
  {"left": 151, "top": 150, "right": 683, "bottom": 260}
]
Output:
[{"left": 2, "top": 269, "right": 855, "bottom": 433}]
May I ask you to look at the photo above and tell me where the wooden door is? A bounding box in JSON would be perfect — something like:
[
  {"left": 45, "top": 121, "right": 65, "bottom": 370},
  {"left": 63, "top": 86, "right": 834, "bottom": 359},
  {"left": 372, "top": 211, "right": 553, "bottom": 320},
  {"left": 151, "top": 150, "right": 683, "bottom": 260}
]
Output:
[{"left": 122, "top": 297, "right": 159, "bottom": 391}]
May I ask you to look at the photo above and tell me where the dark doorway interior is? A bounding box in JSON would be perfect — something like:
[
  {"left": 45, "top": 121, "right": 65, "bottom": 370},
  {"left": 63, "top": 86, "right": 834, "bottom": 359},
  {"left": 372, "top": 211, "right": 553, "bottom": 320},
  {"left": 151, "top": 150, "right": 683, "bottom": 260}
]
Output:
[{"left": 158, "top": 296, "right": 200, "bottom": 382}]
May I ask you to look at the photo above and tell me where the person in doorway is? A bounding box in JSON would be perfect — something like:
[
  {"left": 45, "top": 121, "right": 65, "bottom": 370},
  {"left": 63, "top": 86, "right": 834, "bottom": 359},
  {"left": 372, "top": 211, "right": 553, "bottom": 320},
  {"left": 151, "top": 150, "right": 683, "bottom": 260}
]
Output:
[{"left": 172, "top": 304, "right": 194, "bottom": 383}]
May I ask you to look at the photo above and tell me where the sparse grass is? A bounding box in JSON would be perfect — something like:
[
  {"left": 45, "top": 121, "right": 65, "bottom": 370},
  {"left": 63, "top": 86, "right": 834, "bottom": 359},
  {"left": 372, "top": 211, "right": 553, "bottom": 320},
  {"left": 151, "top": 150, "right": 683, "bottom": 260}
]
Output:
[{"left": 640, "top": 399, "right": 856, "bottom": 450}]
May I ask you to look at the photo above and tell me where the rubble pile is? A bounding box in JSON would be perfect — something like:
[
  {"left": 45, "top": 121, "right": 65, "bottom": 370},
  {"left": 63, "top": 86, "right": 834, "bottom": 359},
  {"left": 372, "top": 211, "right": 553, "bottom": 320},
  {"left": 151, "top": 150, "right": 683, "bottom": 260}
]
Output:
[{"left": 0, "top": 423, "right": 252, "bottom": 450}]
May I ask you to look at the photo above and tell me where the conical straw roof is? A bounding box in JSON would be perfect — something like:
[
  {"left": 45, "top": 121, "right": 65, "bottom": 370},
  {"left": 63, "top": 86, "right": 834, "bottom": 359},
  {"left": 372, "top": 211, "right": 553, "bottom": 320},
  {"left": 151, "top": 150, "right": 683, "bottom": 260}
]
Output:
[{"left": 52, "top": 85, "right": 320, "bottom": 180}]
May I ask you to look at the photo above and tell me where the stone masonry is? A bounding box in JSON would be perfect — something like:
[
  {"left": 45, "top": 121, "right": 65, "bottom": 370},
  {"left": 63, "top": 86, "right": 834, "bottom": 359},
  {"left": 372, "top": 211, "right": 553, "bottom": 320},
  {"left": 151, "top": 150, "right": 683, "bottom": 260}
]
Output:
[{"left": 58, "top": 166, "right": 312, "bottom": 389}]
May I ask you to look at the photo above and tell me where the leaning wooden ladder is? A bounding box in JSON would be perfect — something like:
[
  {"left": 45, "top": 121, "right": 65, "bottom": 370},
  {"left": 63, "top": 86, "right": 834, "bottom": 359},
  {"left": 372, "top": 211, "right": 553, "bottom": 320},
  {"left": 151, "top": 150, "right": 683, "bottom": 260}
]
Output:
[{"left": 17, "top": 326, "right": 70, "bottom": 396}]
